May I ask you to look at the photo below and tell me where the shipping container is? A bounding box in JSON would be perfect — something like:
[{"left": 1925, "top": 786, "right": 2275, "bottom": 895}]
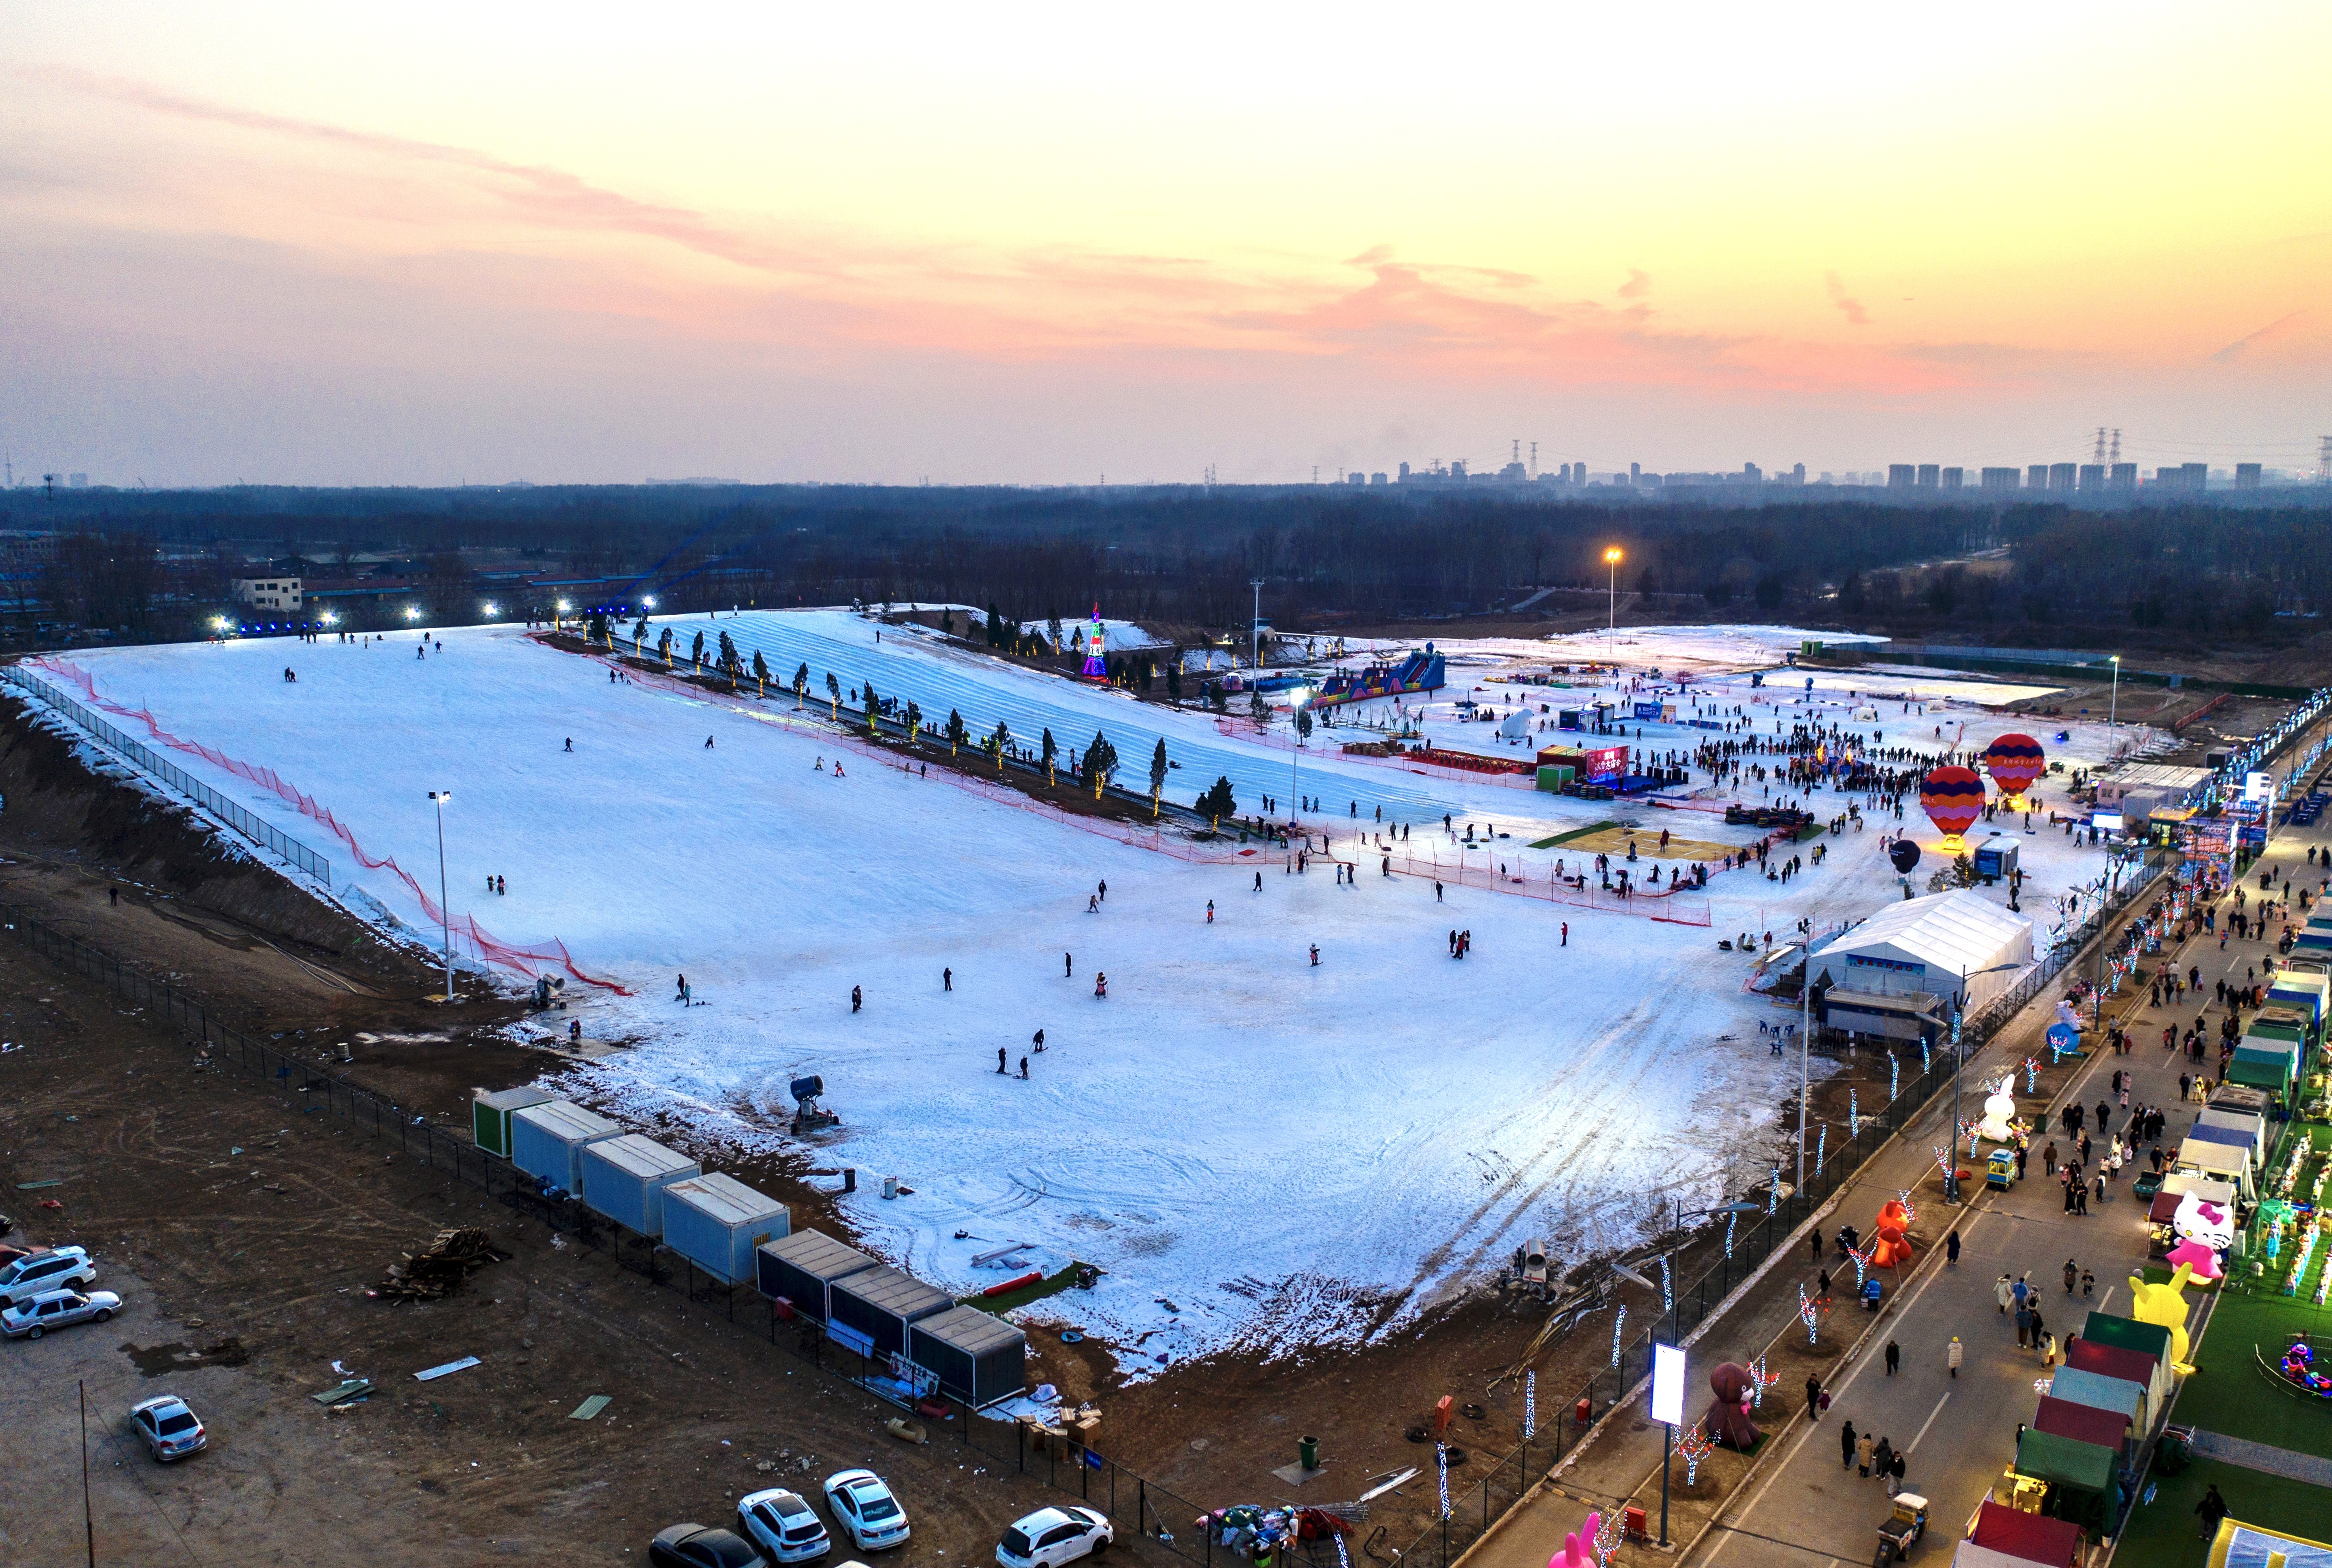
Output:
[
  {"left": 577, "top": 1134, "right": 700, "bottom": 1238},
  {"left": 756, "top": 1229, "right": 877, "bottom": 1322},
  {"left": 511, "top": 1100, "right": 622, "bottom": 1192},
  {"left": 908, "top": 1305, "right": 1028, "bottom": 1408},
  {"left": 829, "top": 1264, "right": 954, "bottom": 1358},
  {"left": 662, "top": 1173, "right": 790, "bottom": 1284},
  {"left": 472, "top": 1087, "right": 555, "bottom": 1158}
]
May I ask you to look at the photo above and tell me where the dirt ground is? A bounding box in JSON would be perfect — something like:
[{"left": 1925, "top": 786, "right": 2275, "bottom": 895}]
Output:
[{"left": 0, "top": 682, "right": 1921, "bottom": 1566}]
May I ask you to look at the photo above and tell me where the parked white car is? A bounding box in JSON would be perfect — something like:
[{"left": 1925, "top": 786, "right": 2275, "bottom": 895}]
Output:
[
  {"left": 737, "top": 1488, "right": 832, "bottom": 1563},
  {"left": 130, "top": 1395, "right": 208, "bottom": 1461},
  {"left": 997, "top": 1507, "right": 1113, "bottom": 1568},
  {"left": 2, "top": 1287, "right": 121, "bottom": 1338},
  {"left": 822, "top": 1470, "right": 909, "bottom": 1552},
  {"left": 0, "top": 1246, "right": 95, "bottom": 1309}
]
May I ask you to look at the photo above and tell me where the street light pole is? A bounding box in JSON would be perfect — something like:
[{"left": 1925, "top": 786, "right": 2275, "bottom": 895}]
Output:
[
  {"left": 1250, "top": 578, "right": 1264, "bottom": 671},
  {"left": 2109, "top": 654, "right": 2121, "bottom": 761},
  {"left": 428, "top": 790, "right": 453, "bottom": 1002},
  {"left": 1604, "top": 547, "right": 1622, "bottom": 671},
  {"left": 1799, "top": 918, "right": 1818, "bottom": 1196}
]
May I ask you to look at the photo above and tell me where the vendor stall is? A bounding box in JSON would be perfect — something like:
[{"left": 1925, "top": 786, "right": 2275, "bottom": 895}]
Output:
[
  {"left": 2195, "top": 1107, "right": 2270, "bottom": 1164},
  {"left": 2173, "top": 1136, "right": 2258, "bottom": 1201},
  {"left": 2011, "top": 1428, "right": 2121, "bottom": 1533},
  {"left": 2063, "top": 1338, "right": 2166, "bottom": 1413},
  {"left": 2080, "top": 1311, "right": 2174, "bottom": 1370},
  {"left": 2033, "top": 1394, "right": 2131, "bottom": 1459},
  {"left": 1969, "top": 1501, "right": 2086, "bottom": 1567},
  {"left": 2044, "top": 1365, "right": 2149, "bottom": 1432}
]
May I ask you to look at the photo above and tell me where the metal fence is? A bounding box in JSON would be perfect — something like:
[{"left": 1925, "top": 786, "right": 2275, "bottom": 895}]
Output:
[
  {"left": 0, "top": 900, "right": 1240, "bottom": 1565},
  {"left": 4, "top": 667, "right": 334, "bottom": 887}
]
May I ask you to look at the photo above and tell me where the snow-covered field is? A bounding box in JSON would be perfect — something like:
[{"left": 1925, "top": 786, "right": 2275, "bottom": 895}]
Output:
[{"left": 30, "top": 616, "right": 2153, "bottom": 1368}]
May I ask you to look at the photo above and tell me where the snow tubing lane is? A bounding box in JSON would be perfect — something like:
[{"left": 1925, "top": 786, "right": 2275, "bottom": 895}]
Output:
[{"left": 30, "top": 658, "right": 632, "bottom": 995}]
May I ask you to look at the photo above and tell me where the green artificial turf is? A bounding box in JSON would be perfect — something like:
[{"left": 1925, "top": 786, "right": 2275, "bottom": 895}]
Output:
[
  {"left": 2110, "top": 1457, "right": 2332, "bottom": 1568},
  {"left": 2171, "top": 1284, "right": 2332, "bottom": 1461}
]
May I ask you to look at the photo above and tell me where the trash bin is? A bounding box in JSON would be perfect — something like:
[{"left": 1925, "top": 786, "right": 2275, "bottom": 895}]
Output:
[{"left": 1299, "top": 1436, "right": 1319, "bottom": 1471}]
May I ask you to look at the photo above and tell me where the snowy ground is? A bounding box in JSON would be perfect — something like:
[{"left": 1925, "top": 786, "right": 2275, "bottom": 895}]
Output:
[{"left": 34, "top": 617, "right": 2155, "bottom": 1369}]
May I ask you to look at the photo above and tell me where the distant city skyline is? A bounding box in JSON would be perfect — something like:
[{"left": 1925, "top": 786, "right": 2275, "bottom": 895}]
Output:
[{"left": 4, "top": 4, "right": 2327, "bottom": 487}]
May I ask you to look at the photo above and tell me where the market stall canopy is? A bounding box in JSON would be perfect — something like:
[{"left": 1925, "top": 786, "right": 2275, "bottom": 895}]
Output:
[
  {"left": 2044, "top": 1365, "right": 2147, "bottom": 1428},
  {"left": 2207, "top": 1518, "right": 2332, "bottom": 1568},
  {"left": 1970, "top": 1501, "right": 2086, "bottom": 1568},
  {"left": 2063, "top": 1338, "right": 2165, "bottom": 1410},
  {"left": 2012, "top": 1428, "right": 2120, "bottom": 1530},
  {"left": 2194, "top": 1108, "right": 2268, "bottom": 1163},
  {"left": 2173, "top": 1137, "right": 2257, "bottom": 1197},
  {"left": 1815, "top": 890, "right": 2036, "bottom": 1013},
  {"left": 2158, "top": 1174, "right": 2238, "bottom": 1210},
  {"left": 2034, "top": 1394, "right": 2130, "bottom": 1453},
  {"left": 2081, "top": 1312, "right": 2172, "bottom": 1367},
  {"left": 1952, "top": 1544, "right": 2060, "bottom": 1568}
]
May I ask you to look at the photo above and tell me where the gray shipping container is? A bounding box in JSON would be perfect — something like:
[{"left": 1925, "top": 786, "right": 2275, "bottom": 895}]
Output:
[
  {"left": 578, "top": 1134, "right": 700, "bottom": 1238},
  {"left": 472, "top": 1086, "right": 555, "bottom": 1158},
  {"left": 908, "top": 1305, "right": 1028, "bottom": 1408},
  {"left": 662, "top": 1173, "right": 790, "bottom": 1284},
  {"left": 829, "top": 1264, "right": 954, "bottom": 1358},
  {"left": 756, "top": 1230, "right": 877, "bottom": 1322},
  {"left": 511, "top": 1100, "right": 622, "bottom": 1191}
]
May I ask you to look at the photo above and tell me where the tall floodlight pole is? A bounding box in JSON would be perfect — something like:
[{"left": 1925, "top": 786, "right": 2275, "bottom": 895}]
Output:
[
  {"left": 1799, "top": 917, "right": 1818, "bottom": 1195},
  {"left": 2108, "top": 655, "right": 2121, "bottom": 760},
  {"left": 428, "top": 790, "right": 453, "bottom": 1002},
  {"left": 1604, "top": 547, "right": 1622, "bottom": 673},
  {"left": 1250, "top": 578, "right": 1265, "bottom": 671},
  {"left": 1289, "top": 692, "right": 1306, "bottom": 820}
]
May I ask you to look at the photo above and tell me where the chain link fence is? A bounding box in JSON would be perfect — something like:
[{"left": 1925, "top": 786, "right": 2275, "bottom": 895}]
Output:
[{"left": 5, "top": 668, "right": 334, "bottom": 887}]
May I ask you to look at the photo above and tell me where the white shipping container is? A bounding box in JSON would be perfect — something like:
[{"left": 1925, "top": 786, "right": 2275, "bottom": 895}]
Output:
[
  {"left": 578, "top": 1134, "right": 700, "bottom": 1237},
  {"left": 511, "top": 1100, "right": 622, "bottom": 1192},
  {"left": 662, "top": 1173, "right": 790, "bottom": 1284}
]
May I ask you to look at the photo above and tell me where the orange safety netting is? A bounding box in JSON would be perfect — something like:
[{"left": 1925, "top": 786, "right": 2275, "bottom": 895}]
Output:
[{"left": 31, "top": 658, "right": 632, "bottom": 995}]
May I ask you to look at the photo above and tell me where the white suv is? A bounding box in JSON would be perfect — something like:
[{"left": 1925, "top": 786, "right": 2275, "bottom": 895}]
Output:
[
  {"left": 997, "top": 1508, "right": 1113, "bottom": 1568},
  {"left": 0, "top": 1247, "right": 95, "bottom": 1309}
]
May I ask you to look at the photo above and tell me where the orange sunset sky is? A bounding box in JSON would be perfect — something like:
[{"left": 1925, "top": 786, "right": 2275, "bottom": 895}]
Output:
[{"left": 5, "top": 3, "right": 2328, "bottom": 486}]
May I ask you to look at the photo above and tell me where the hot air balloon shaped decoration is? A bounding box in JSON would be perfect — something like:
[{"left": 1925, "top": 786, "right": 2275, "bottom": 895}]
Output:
[
  {"left": 1984, "top": 733, "right": 2046, "bottom": 807},
  {"left": 1921, "top": 765, "right": 1985, "bottom": 851}
]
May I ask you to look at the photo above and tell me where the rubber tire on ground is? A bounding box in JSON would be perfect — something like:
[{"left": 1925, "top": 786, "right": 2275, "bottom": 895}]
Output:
[
  {"left": 26, "top": 1326, "right": 40, "bottom": 1339},
  {"left": 1092, "top": 1537, "right": 1109, "bottom": 1555},
  {"left": 94, "top": 1309, "right": 111, "bottom": 1323}
]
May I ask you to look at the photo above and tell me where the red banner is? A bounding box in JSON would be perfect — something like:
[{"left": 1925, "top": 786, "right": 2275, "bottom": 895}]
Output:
[{"left": 1583, "top": 744, "right": 1630, "bottom": 781}]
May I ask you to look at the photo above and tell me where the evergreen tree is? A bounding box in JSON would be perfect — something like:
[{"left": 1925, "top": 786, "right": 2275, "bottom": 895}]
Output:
[
  {"left": 991, "top": 719, "right": 1011, "bottom": 771},
  {"left": 691, "top": 630, "right": 706, "bottom": 668},
  {"left": 752, "top": 649, "right": 770, "bottom": 686},
  {"left": 825, "top": 671, "right": 841, "bottom": 718},
  {"left": 940, "top": 609, "right": 954, "bottom": 636},
  {"left": 792, "top": 661, "right": 810, "bottom": 705},
  {"left": 717, "top": 629, "right": 737, "bottom": 673},
  {"left": 904, "top": 700, "right": 922, "bottom": 737},
  {"left": 1041, "top": 726, "right": 1058, "bottom": 784},
  {"left": 1197, "top": 775, "right": 1237, "bottom": 823},
  {"left": 946, "top": 708, "right": 967, "bottom": 755},
  {"left": 1167, "top": 662, "right": 1183, "bottom": 699},
  {"left": 1148, "top": 738, "right": 1169, "bottom": 816},
  {"left": 984, "top": 604, "right": 1000, "bottom": 647},
  {"left": 863, "top": 678, "right": 881, "bottom": 732},
  {"left": 1295, "top": 707, "right": 1313, "bottom": 742},
  {"left": 657, "top": 626, "right": 675, "bottom": 662},
  {"left": 588, "top": 611, "right": 609, "bottom": 642},
  {"left": 1086, "top": 729, "right": 1118, "bottom": 797},
  {"left": 632, "top": 612, "right": 649, "bottom": 642},
  {"left": 1046, "top": 615, "right": 1064, "bottom": 652}
]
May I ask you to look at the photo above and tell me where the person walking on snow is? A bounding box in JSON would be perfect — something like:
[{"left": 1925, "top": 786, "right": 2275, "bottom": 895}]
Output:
[
  {"left": 1093, "top": 972, "right": 1108, "bottom": 998},
  {"left": 997, "top": 1047, "right": 1007, "bottom": 1074},
  {"left": 675, "top": 973, "right": 689, "bottom": 1002},
  {"left": 706, "top": 735, "right": 715, "bottom": 748},
  {"left": 565, "top": 737, "right": 573, "bottom": 751},
  {"left": 1206, "top": 900, "right": 1215, "bottom": 923},
  {"left": 1065, "top": 952, "right": 1073, "bottom": 977},
  {"left": 943, "top": 967, "right": 953, "bottom": 991},
  {"left": 1309, "top": 944, "right": 1321, "bottom": 966},
  {"left": 851, "top": 985, "right": 863, "bottom": 1013},
  {"left": 1033, "top": 1029, "right": 1044, "bottom": 1052},
  {"left": 1018, "top": 1056, "right": 1029, "bottom": 1079}
]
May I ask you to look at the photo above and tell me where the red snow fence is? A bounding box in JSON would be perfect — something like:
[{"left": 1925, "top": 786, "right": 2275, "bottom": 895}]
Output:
[{"left": 30, "top": 659, "right": 632, "bottom": 995}]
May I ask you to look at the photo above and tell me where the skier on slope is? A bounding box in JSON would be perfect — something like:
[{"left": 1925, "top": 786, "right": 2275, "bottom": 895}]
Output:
[
  {"left": 1093, "top": 972, "right": 1108, "bottom": 998},
  {"left": 1033, "top": 1029, "right": 1045, "bottom": 1052}
]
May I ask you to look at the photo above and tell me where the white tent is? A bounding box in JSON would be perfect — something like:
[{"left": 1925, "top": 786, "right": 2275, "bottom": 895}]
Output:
[{"left": 1813, "top": 889, "right": 2036, "bottom": 1015}]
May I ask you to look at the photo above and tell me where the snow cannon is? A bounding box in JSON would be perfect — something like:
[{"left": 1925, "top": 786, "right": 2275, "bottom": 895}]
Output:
[
  {"left": 790, "top": 1073, "right": 840, "bottom": 1134},
  {"left": 1919, "top": 766, "right": 1985, "bottom": 851},
  {"left": 1983, "top": 733, "right": 2046, "bottom": 807}
]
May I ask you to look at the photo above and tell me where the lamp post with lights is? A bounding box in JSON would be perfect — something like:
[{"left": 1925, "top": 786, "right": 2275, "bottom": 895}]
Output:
[
  {"left": 427, "top": 791, "right": 454, "bottom": 1002},
  {"left": 1604, "top": 546, "right": 1623, "bottom": 673}
]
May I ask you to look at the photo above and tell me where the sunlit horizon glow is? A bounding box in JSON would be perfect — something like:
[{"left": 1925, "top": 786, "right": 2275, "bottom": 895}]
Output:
[{"left": 4, "top": 3, "right": 2328, "bottom": 486}]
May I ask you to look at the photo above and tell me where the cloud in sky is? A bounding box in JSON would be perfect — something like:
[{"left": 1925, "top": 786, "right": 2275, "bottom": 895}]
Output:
[
  {"left": 2210, "top": 310, "right": 2306, "bottom": 363},
  {"left": 1825, "top": 272, "right": 1872, "bottom": 328}
]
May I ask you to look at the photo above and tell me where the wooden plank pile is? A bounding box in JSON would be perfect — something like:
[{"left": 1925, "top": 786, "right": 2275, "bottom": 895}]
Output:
[{"left": 377, "top": 1227, "right": 509, "bottom": 1302}]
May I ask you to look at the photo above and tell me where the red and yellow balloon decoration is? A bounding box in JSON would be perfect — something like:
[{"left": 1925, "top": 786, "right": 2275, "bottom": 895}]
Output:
[{"left": 1920, "top": 765, "right": 1985, "bottom": 850}]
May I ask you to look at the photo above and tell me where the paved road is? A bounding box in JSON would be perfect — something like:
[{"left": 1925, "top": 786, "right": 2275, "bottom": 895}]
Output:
[{"left": 1694, "top": 794, "right": 2330, "bottom": 1568}]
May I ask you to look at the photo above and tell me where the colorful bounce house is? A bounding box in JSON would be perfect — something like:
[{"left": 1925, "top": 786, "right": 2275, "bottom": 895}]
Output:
[{"left": 1312, "top": 645, "right": 1446, "bottom": 708}]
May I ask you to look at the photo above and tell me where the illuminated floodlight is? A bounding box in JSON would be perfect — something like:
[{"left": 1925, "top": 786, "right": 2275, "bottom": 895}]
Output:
[
  {"left": 642, "top": 596, "right": 657, "bottom": 609},
  {"left": 212, "top": 616, "right": 232, "bottom": 631},
  {"left": 483, "top": 602, "right": 499, "bottom": 617},
  {"left": 319, "top": 611, "right": 338, "bottom": 626},
  {"left": 556, "top": 599, "right": 572, "bottom": 614},
  {"left": 404, "top": 606, "right": 422, "bottom": 621}
]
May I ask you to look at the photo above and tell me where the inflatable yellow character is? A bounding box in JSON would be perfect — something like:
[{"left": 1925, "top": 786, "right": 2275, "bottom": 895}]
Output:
[{"left": 2127, "top": 1262, "right": 2197, "bottom": 1375}]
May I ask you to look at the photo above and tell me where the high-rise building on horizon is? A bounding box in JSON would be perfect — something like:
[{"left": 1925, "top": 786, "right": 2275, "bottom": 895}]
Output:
[
  {"left": 1941, "top": 467, "right": 1963, "bottom": 491},
  {"left": 2049, "top": 462, "right": 2077, "bottom": 492},
  {"left": 2236, "top": 463, "right": 2262, "bottom": 489},
  {"left": 1916, "top": 463, "right": 1939, "bottom": 489},
  {"left": 2078, "top": 464, "right": 2105, "bottom": 491},
  {"left": 1888, "top": 463, "right": 1916, "bottom": 489},
  {"left": 1981, "top": 467, "right": 2021, "bottom": 491},
  {"left": 2110, "top": 463, "right": 2137, "bottom": 490},
  {"left": 2028, "top": 464, "right": 2050, "bottom": 490}
]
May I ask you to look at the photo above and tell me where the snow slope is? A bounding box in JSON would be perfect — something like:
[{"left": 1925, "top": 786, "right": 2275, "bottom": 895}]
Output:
[{"left": 40, "top": 617, "right": 2148, "bottom": 1368}]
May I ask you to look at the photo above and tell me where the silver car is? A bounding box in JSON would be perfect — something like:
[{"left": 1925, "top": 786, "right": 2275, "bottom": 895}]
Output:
[
  {"left": 1, "top": 1287, "right": 121, "bottom": 1338},
  {"left": 130, "top": 1395, "right": 208, "bottom": 1461}
]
